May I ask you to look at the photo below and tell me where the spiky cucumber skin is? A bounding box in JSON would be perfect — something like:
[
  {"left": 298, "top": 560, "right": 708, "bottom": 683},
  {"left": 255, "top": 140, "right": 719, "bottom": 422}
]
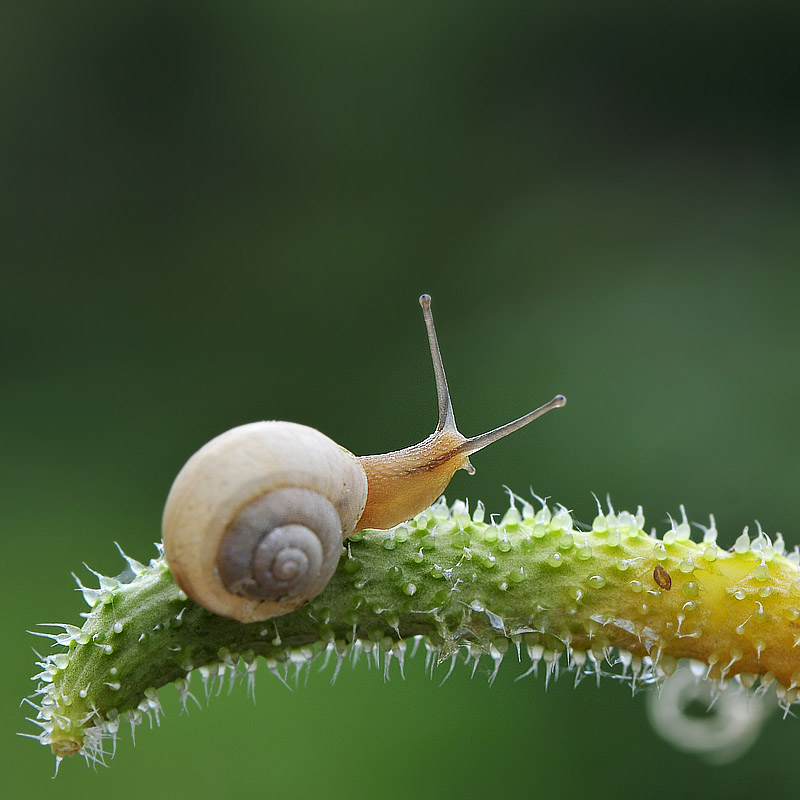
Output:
[{"left": 30, "top": 499, "right": 800, "bottom": 762}]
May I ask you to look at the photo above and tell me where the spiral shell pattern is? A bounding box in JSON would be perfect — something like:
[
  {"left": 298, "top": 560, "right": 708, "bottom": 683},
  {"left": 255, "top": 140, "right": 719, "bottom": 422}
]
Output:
[
  {"left": 216, "top": 487, "right": 342, "bottom": 604},
  {"left": 162, "top": 421, "right": 368, "bottom": 622}
]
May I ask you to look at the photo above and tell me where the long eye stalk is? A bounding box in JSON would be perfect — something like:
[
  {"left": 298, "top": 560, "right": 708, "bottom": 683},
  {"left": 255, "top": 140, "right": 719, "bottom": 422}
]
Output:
[
  {"left": 419, "top": 293, "right": 566, "bottom": 462},
  {"left": 418, "top": 294, "right": 456, "bottom": 432},
  {"left": 355, "top": 295, "right": 565, "bottom": 531},
  {"left": 460, "top": 394, "right": 566, "bottom": 456}
]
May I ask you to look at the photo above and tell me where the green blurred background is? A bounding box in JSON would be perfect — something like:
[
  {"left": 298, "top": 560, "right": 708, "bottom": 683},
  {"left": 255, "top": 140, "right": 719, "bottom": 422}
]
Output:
[{"left": 4, "top": 1, "right": 800, "bottom": 796}]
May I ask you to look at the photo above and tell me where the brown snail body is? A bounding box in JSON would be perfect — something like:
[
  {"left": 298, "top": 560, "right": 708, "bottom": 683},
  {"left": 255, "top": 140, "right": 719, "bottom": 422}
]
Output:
[{"left": 162, "top": 295, "right": 565, "bottom": 623}]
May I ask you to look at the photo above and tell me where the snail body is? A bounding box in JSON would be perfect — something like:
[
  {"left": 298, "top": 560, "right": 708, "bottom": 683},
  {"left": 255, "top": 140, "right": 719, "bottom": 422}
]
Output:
[{"left": 163, "top": 295, "right": 565, "bottom": 623}]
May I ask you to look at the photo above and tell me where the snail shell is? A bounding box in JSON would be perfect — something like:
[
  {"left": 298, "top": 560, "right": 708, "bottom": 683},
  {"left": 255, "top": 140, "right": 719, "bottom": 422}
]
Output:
[{"left": 163, "top": 421, "right": 367, "bottom": 623}]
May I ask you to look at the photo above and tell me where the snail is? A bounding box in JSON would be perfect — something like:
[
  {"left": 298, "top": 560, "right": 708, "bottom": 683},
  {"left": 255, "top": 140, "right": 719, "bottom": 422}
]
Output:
[{"left": 162, "top": 295, "right": 566, "bottom": 623}]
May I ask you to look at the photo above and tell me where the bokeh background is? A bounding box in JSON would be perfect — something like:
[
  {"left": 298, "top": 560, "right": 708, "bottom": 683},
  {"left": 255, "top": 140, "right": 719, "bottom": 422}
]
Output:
[{"left": 4, "top": 1, "right": 800, "bottom": 797}]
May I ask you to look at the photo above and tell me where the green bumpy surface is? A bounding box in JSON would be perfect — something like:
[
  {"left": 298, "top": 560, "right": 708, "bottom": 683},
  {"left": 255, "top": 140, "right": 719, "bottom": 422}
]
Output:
[{"left": 27, "top": 497, "right": 800, "bottom": 766}]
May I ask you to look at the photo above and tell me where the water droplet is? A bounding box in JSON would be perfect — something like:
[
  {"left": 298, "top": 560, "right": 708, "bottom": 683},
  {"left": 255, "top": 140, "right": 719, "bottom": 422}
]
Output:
[
  {"left": 433, "top": 588, "right": 450, "bottom": 605},
  {"left": 403, "top": 583, "right": 417, "bottom": 596},
  {"left": 497, "top": 535, "right": 512, "bottom": 553},
  {"left": 733, "top": 589, "right": 747, "bottom": 600},
  {"left": 576, "top": 545, "right": 592, "bottom": 561},
  {"left": 418, "top": 533, "right": 435, "bottom": 550},
  {"left": 703, "top": 521, "right": 718, "bottom": 543},
  {"left": 503, "top": 506, "right": 521, "bottom": 528},
  {"left": 753, "top": 563, "right": 770, "bottom": 582},
  {"left": 588, "top": 575, "right": 606, "bottom": 589},
  {"left": 532, "top": 523, "right": 547, "bottom": 539},
  {"left": 473, "top": 502, "right": 485, "bottom": 524},
  {"left": 629, "top": 580, "right": 643, "bottom": 593},
  {"left": 557, "top": 533, "right": 574, "bottom": 551},
  {"left": 484, "top": 526, "right": 499, "bottom": 545},
  {"left": 678, "top": 559, "right": 695, "bottom": 574},
  {"left": 451, "top": 529, "right": 470, "bottom": 548},
  {"left": 663, "top": 529, "right": 676, "bottom": 545},
  {"left": 660, "top": 655, "right": 678, "bottom": 675},
  {"left": 617, "top": 511, "right": 634, "bottom": 533},
  {"left": 682, "top": 581, "right": 699, "bottom": 598},
  {"left": 703, "top": 545, "right": 717, "bottom": 562},
  {"left": 451, "top": 498, "right": 467, "bottom": 516},
  {"left": 382, "top": 537, "right": 397, "bottom": 550},
  {"left": 592, "top": 515, "right": 608, "bottom": 533},
  {"left": 548, "top": 552, "right": 564, "bottom": 568},
  {"left": 734, "top": 529, "right": 750, "bottom": 554},
  {"left": 51, "top": 653, "right": 70, "bottom": 670},
  {"left": 551, "top": 508, "right": 572, "bottom": 531},
  {"left": 508, "top": 567, "right": 525, "bottom": 584},
  {"left": 738, "top": 671, "right": 756, "bottom": 688},
  {"left": 414, "top": 511, "right": 433, "bottom": 532}
]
